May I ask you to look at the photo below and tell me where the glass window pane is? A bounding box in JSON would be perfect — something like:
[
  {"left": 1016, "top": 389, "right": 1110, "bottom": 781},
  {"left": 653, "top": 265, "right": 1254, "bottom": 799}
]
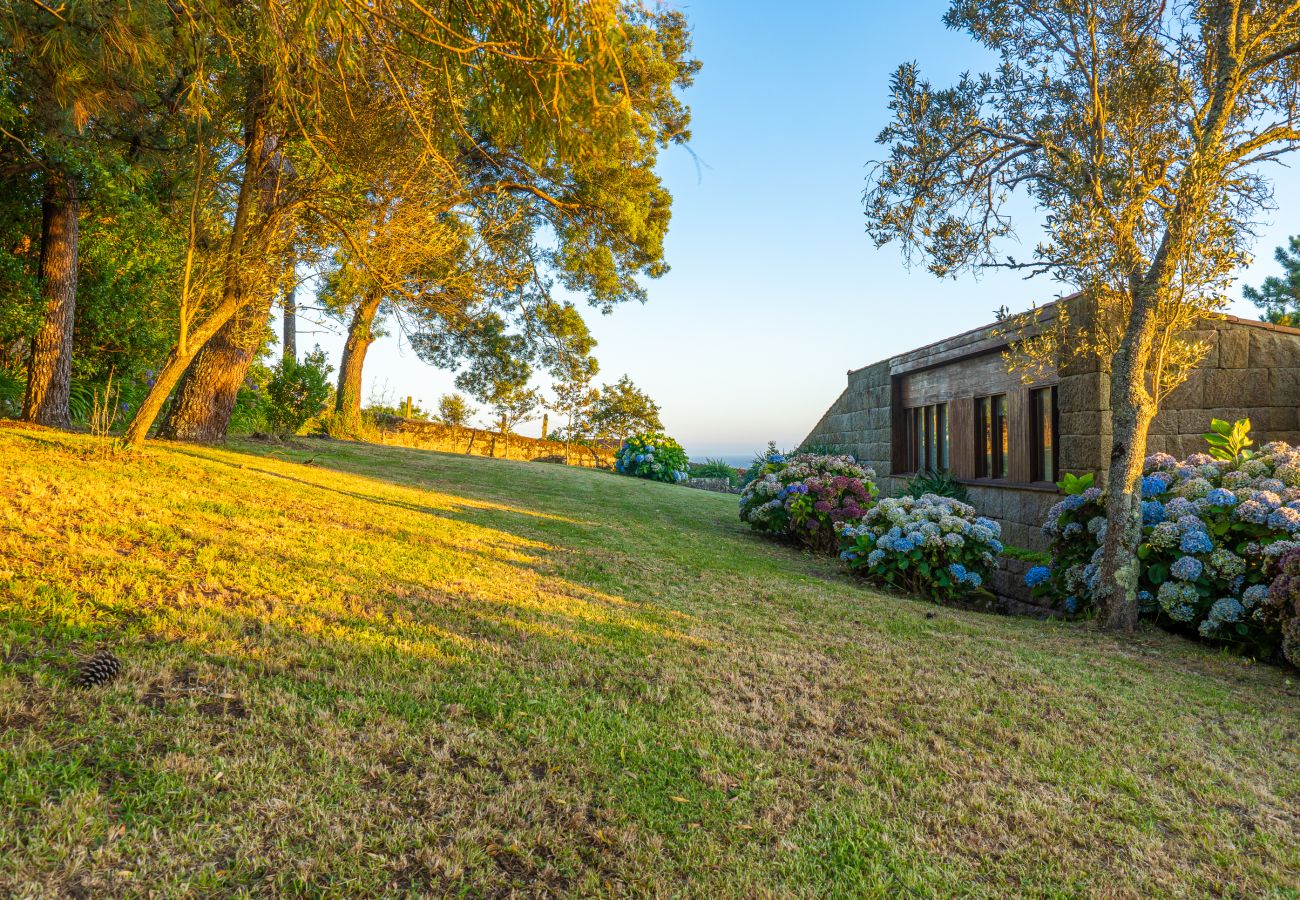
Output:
[
  {"left": 993, "top": 394, "right": 1007, "bottom": 479},
  {"left": 937, "top": 404, "right": 948, "bottom": 470}
]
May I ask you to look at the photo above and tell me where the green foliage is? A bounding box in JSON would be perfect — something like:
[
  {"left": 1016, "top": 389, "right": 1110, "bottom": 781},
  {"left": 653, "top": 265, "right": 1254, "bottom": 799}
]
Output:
[
  {"left": 614, "top": 433, "right": 689, "bottom": 483},
  {"left": 1202, "top": 418, "right": 1255, "bottom": 461},
  {"left": 437, "top": 393, "right": 473, "bottom": 428},
  {"left": 688, "top": 458, "right": 738, "bottom": 480},
  {"left": 265, "top": 347, "right": 334, "bottom": 434},
  {"left": 1244, "top": 235, "right": 1300, "bottom": 327},
  {"left": 905, "top": 469, "right": 969, "bottom": 503},
  {"left": 0, "top": 367, "right": 26, "bottom": 418},
  {"left": 229, "top": 363, "right": 274, "bottom": 435},
  {"left": 1056, "top": 472, "right": 1095, "bottom": 495},
  {"left": 588, "top": 375, "right": 663, "bottom": 442}
]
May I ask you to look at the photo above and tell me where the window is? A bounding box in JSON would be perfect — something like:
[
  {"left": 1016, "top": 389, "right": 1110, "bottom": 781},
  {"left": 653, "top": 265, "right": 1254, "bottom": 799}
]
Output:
[
  {"left": 905, "top": 403, "right": 948, "bottom": 473},
  {"left": 1032, "top": 386, "right": 1059, "bottom": 483},
  {"left": 975, "top": 394, "right": 1008, "bottom": 479}
]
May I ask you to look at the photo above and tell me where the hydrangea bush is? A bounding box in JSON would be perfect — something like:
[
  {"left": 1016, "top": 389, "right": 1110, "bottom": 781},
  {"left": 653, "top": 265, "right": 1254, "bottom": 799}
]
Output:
[
  {"left": 614, "top": 433, "right": 690, "bottom": 484},
  {"left": 738, "top": 453, "right": 877, "bottom": 552},
  {"left": 838, "top": 494, "right": 1003, "bottom": 602},
  {"left": 1030, "top": 441, "right": 1300, "bottom": 658},
  {"left": 1265, "top": 548, "right": 1300, "bottom": 667}
]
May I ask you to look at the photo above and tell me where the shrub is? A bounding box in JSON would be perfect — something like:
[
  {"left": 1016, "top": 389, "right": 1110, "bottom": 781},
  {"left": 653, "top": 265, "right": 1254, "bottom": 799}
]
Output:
[
  {"left": 1265, "top": 548, "right": 1300, "bottom": 667},
  {"left": 1032, "top": 440, "right": 1300, "bottom": 655},
  {"left": 739, "top": 442, "right": 785, "bottom": 488},
  {"left": 614, "top": 433, "right": 689, "bottom": 483},
  {"left": 905, "top": 468, "right": 970, "bottom": 503},
  {"left": 739, "top": 453, "right": 877, "bottom": 551},
  {"left": 689, "top": 458, "right": 739, "bottom": 480},
  {"left": 838, "top": 494, "right": 1003, "bottom": 602},
  {"left": 265, "top": 347, "right": 334, "bottom": 433}
]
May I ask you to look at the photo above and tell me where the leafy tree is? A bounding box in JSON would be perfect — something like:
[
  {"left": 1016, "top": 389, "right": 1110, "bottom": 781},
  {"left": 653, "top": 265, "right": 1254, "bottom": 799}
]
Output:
[
  {"left": 864, "top": 0, "right": 1300, "bottom": 631},
  {"left": 125, "top": 0, "right": 644, "bottom": 447},
  {"left": 0, "top": 0, "right": 175, "bottom": 426},
  {"left": 488, "top": 382, "right": 540, "bottom": 459},
  {"left": 550, "top": 356, "right": 600, "bottom": 463},
  {"left": 588, "top": 375, "right": 662, "bottom": 444},
  {"left": 438, "top": 392, "right": 474, "bottom": 451},
  {"left": 1244, "top": 236, "right": 1300, "bottom": 326}
]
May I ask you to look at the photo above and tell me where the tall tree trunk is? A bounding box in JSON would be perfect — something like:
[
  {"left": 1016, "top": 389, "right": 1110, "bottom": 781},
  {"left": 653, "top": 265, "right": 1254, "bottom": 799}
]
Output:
[
  {"left": 156, "top": 292, "right": 274, "bottom": 441},
  {"left": 23, "top": 172, "right": 79, "bottom": 427},
  {"left": 334, "top": 293, "right": 382, "bottom": 436},
  {"left": 124, "top": 70, "right": 270, "bottom": 447},
  {"left": 282, "top": 282, "right": 297, "bottom": 362},
  {"left": 1094, "top": 282, "right": 1161, "bottom": 632}
]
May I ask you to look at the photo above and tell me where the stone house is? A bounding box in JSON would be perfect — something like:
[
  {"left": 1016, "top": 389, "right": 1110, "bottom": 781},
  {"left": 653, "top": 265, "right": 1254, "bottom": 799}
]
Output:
[{"left": 801, "top": 297, "right": 1300, "bottom": 607}]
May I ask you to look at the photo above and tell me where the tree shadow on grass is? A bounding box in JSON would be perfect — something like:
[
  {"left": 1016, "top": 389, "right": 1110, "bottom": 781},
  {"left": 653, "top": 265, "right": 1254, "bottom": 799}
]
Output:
[{"left": 0, "top": 431, "right": 705, "bottom": 681}]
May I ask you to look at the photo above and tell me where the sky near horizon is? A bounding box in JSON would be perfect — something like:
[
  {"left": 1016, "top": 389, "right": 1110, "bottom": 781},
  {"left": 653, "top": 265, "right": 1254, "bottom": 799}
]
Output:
[{"left": 285, "top": 0, "right": 1300, "bottom": 461}]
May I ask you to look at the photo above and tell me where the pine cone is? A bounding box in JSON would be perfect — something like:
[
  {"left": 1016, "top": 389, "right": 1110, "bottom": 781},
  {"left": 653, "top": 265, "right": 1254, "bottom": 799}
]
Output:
[{"left": 75, "top": 650, "right": 123, "bottom": 688}]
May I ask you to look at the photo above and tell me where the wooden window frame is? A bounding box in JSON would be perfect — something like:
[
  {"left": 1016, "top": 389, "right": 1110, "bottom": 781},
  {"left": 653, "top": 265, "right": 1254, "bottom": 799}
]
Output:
[{"left": 900, "top": 402, "right": 949, "bottom": 475}]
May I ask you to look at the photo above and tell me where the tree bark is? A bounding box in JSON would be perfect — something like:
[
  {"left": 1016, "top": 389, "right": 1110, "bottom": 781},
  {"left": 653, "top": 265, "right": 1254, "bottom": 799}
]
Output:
[
  {"left": 23, "top": 171, "right": 79, "bottom": 427},
  {"left": 282, "top": 281, "right": 297, "bottom": 362},
  {"left": 156, "top": 292, "right": 273, "bottom": 441},
  {"left": 124, "top": 70, "right": 270, "bottom": 447},
  {"left": 1094, "top": 282, "right": 1162, "bottom": 632},
  {"left": 334, "top": 292, "right": 382, "bottom": 436}
]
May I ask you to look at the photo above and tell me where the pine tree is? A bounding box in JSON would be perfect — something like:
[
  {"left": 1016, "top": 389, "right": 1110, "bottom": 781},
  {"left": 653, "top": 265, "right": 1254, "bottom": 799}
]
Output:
[{"left": 1244, "top": 237, "right": 1300, "bottom": 327}]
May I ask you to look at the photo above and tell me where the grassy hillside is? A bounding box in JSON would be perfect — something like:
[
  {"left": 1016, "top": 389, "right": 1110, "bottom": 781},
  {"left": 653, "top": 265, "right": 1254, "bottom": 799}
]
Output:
[{"left": 2, "top": 424, "right": 1297, "bottom": 896}]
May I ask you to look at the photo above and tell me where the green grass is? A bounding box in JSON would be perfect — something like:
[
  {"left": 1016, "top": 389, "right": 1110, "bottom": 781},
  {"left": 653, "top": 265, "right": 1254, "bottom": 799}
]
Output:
[{"left": 2, "top": 424, "right": 1298, "bottom": 896}]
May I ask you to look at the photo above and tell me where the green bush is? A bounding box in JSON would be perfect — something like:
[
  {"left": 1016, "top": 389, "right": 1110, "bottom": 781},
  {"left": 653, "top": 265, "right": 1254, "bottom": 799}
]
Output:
[
  {"left": 688, "top": 458, "right": 738, "bottom": 480},
  {"left": 905, "top": 469, "right": 969, "bottom": 503},
  {"left": 614, "top": 433, "right": 689, "bottom": 483},
  {"left": 265, "top": 347, "right": 334, "bottom": 433}
]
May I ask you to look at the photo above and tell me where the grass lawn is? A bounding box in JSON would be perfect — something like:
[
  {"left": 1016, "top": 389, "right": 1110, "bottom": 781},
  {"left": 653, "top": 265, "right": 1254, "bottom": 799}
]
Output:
[{"left": 2, "top": 424, "right": 1298, "bottom": 896}]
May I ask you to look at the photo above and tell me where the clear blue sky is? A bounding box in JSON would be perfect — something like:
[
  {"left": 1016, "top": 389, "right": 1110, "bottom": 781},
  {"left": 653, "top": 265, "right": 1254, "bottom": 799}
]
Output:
[{"left": 289, "top": 0, "right": 1300, "bottom": 461}]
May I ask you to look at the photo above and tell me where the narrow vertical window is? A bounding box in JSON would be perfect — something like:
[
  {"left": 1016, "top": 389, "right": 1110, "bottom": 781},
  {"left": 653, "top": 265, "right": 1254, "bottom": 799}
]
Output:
[
  {"left": 936, "top": 403, "right": 948, "bottom": 470},
  {"left": 993, "top": 394, "right": 1008, "bottom": 479},
  {"left": 1033, "top": 386, "right": 1058, "bottom": 483},
  {"left": 975, "top": 394, "right": 1007, "bottom": 479}
]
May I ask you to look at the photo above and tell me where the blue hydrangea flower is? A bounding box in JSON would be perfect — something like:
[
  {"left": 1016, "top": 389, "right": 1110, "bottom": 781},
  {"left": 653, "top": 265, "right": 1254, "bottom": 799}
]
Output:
[
  {"left": 1141, "top": 474, "right": 1170, "bottom": 497},
  {"left": 1141, "top": 500, "right": 1165, "bottom": 525},
  {"left": 947, "top": 563, "right": 967, "bottom": 582},
  {"left": 1025, "top": 566, "right": 1051, "bottom": 588},
  {"left": 1204, "top": 488, "right": 1238, "bottom": 507},
  {"left": 1242, "top": 584, "right": 1270, "bottom": 609},
  {"left": 1062, "top": 595, "right": 1080, "bottom": 614},
  {"left": 1180, "top": 530, "right": 1214, "bottom": 554},
  {"left": 1170, "top": 555, "right": 1203, "bottom": 581},
  {"left": 965, "top": 571, "right": 982, "bottom": 588}
]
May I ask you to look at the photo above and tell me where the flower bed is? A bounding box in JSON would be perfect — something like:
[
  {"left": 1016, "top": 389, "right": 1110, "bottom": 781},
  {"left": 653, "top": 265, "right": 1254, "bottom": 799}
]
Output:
[
  {"left": 838, "top": 494, "right": 1003, "bottom": 602},
  {"left": 614, "top": 433, "right": 690, "bottom": 483},
  {"left": 738, "top": 453, "right": 876, "bottom": 552},
  {"left": 1030, "top": 441, "right": 1300, "bottom": 658}
]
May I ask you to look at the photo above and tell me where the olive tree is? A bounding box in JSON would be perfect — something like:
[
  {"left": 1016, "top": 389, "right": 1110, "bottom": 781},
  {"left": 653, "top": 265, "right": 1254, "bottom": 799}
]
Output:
[{"left": 864, "top": 0, "right": 1300, "bottom": 631}]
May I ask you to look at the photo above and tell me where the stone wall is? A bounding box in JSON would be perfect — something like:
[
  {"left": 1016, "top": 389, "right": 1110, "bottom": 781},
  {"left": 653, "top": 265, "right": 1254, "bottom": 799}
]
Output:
[
  {"left": 801, "top": 360, "right": 893, "bottom": 473},
  {"left": 375, "top": 417, "right": 615, "bottom": 467},
  {"left": 1059, "top": 316, "right": 1300, "bottom": 474}
]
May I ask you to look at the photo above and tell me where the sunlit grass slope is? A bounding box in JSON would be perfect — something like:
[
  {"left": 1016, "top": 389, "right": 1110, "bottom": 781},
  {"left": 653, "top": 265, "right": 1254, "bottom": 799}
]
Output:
[{"left": 2, "top": 424, "right": 1298, "bottom": 896}]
